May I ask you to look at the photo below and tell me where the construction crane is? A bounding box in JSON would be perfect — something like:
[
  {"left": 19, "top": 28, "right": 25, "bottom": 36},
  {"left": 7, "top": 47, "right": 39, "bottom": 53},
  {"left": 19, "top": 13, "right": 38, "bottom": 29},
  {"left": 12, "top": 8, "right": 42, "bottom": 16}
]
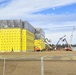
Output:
[
  {"left": 60, "top": 27, "right": 75, "bottom": 51},
  {"left": 70, "top": 27, "right": 75, "bottom": 47}
]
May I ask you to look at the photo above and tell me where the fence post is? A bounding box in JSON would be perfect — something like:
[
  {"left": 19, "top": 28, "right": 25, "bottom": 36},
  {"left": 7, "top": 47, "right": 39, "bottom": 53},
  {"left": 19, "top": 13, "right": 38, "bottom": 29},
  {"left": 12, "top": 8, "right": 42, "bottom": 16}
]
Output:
[
  {"left": 41, "top": 57, "right": 44, "bottom": 75},
  {"left": 3, "top": 59, "right": 6, "bottom": 75}
]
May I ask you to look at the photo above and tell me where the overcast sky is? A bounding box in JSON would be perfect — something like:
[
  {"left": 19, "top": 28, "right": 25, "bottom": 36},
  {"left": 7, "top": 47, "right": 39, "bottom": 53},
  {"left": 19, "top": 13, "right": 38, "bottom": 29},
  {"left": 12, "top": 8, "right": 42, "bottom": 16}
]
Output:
[{"left": 0, "top": 0, "right": 76, "bottom": 44}]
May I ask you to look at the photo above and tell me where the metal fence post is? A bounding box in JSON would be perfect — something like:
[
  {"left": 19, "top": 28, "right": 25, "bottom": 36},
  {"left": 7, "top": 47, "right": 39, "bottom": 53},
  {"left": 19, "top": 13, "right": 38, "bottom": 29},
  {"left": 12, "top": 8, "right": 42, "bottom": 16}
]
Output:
[
  {"left": 3, "top": 59, "right": 6, "bottom": 75},
  {"left": 41, "top": 57, "right": 44, "bottom": 75}
]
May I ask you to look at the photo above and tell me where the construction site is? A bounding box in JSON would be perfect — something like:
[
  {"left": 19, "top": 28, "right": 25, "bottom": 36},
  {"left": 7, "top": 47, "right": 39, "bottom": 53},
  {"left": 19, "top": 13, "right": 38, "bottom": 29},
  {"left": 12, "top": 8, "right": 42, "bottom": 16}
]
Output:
[{"left": 0, "top": 20, "right": 76, "bottom": 75}]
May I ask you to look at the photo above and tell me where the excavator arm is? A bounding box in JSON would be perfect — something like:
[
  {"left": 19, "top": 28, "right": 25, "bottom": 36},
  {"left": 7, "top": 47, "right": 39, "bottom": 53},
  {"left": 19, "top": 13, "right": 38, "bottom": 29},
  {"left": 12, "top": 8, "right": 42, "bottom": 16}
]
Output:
[
  {"left": 55, "top": 35, "right": 66, "bottom": 50},
  {"left": 45, "top": 38, "right": 52, "bottom": 51}
]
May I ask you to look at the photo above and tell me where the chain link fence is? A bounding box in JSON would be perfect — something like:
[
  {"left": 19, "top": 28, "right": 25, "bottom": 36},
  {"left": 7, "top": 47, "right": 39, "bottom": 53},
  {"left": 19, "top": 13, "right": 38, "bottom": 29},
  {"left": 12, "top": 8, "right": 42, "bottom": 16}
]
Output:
[{"left": 0, "top": 56, "right": 76, "bottom": 75}]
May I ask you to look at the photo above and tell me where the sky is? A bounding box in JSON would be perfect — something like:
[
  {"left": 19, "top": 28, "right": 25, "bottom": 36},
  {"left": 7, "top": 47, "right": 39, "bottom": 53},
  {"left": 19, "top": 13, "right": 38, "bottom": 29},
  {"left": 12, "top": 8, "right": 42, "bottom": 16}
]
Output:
[{"left": 0, "top": 0, "right": 76, "bottom": 45}]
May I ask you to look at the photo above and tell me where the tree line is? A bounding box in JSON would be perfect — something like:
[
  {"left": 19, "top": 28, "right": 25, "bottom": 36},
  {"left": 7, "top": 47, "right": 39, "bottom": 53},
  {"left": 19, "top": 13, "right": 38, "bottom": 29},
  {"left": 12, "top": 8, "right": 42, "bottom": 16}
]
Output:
[{"left": 50, "top": 44, "right": 76, "bottom": 48}]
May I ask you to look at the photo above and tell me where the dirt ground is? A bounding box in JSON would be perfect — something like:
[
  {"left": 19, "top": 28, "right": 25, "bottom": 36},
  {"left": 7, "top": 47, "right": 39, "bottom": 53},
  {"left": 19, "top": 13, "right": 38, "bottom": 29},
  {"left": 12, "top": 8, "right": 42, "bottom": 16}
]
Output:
[
  {"left": 0, "top": 51, "right": 76, "bottom": 75},
  {"left": 0, "top": 51, "right": 76, "bottom": 58}
]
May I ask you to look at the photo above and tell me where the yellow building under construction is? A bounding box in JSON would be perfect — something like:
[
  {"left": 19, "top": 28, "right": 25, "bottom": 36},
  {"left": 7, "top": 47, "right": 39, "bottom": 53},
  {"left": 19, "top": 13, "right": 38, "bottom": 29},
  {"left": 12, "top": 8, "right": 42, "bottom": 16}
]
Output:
[
  {"left": 0, "top": 20, "right": 45, "bottom": 52},
  {"left": 0, "top": 20, "right": 35, "bottom": 52}
]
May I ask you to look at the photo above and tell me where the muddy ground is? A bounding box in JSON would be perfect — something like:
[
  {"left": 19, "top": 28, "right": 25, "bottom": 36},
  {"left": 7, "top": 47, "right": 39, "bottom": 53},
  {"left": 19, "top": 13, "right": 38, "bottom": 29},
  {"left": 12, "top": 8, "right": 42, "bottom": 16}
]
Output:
[{"left": 0, "top": 51, "right": 76, "bottom": 75}]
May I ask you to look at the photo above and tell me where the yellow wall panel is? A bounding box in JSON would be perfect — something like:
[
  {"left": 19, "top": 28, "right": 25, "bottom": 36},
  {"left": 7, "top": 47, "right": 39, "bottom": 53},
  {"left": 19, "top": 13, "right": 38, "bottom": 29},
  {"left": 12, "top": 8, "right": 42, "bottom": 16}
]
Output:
[
  {"left": 0, "top": 28, "right": 34, "bottom": 52},
  {"left": 22, "top": 29, "right": 34, "bottom": 52},
  {"left": 0, "top": 28, "right": 21, "bottom": 52},
  {"left": 34, "top": 39, "right": 45, "bottom": 50}
]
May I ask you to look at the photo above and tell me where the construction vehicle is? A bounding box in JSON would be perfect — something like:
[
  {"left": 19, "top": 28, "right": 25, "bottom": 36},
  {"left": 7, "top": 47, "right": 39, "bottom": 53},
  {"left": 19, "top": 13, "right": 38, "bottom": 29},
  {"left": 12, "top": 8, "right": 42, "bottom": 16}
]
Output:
[
  {"left": 34, "top": 38, "right": 52, "bottom": 51},
  {"left": 55, "top": 35, "right": 72, "bottom": 51},
  {"left": 55, "top": 35, "right": 66, "bottom": 50},
  {"left": 64, "top": 27, "right": 75, "bottom": 51},
  {"left": 62, "top": 38, "right": 72, "bottom": 51},
  {"left": 45, "top": 38, "right": 53, "bottom": 51}
]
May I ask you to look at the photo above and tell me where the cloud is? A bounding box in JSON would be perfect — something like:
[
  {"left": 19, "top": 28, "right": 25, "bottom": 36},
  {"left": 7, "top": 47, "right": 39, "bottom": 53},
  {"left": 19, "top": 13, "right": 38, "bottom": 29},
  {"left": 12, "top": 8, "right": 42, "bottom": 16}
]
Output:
[
  {"left": 0, "top": 0, "right": 76, "bottom": 44},
  {"left": 0, "top": 0, "right": 12, "bottom": 8},
  {"left": 28, "top": 13, "right": 76, "bottom": 23},
  {"left": 0, "top": 0, "right": 76, "bottom": 18}
]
